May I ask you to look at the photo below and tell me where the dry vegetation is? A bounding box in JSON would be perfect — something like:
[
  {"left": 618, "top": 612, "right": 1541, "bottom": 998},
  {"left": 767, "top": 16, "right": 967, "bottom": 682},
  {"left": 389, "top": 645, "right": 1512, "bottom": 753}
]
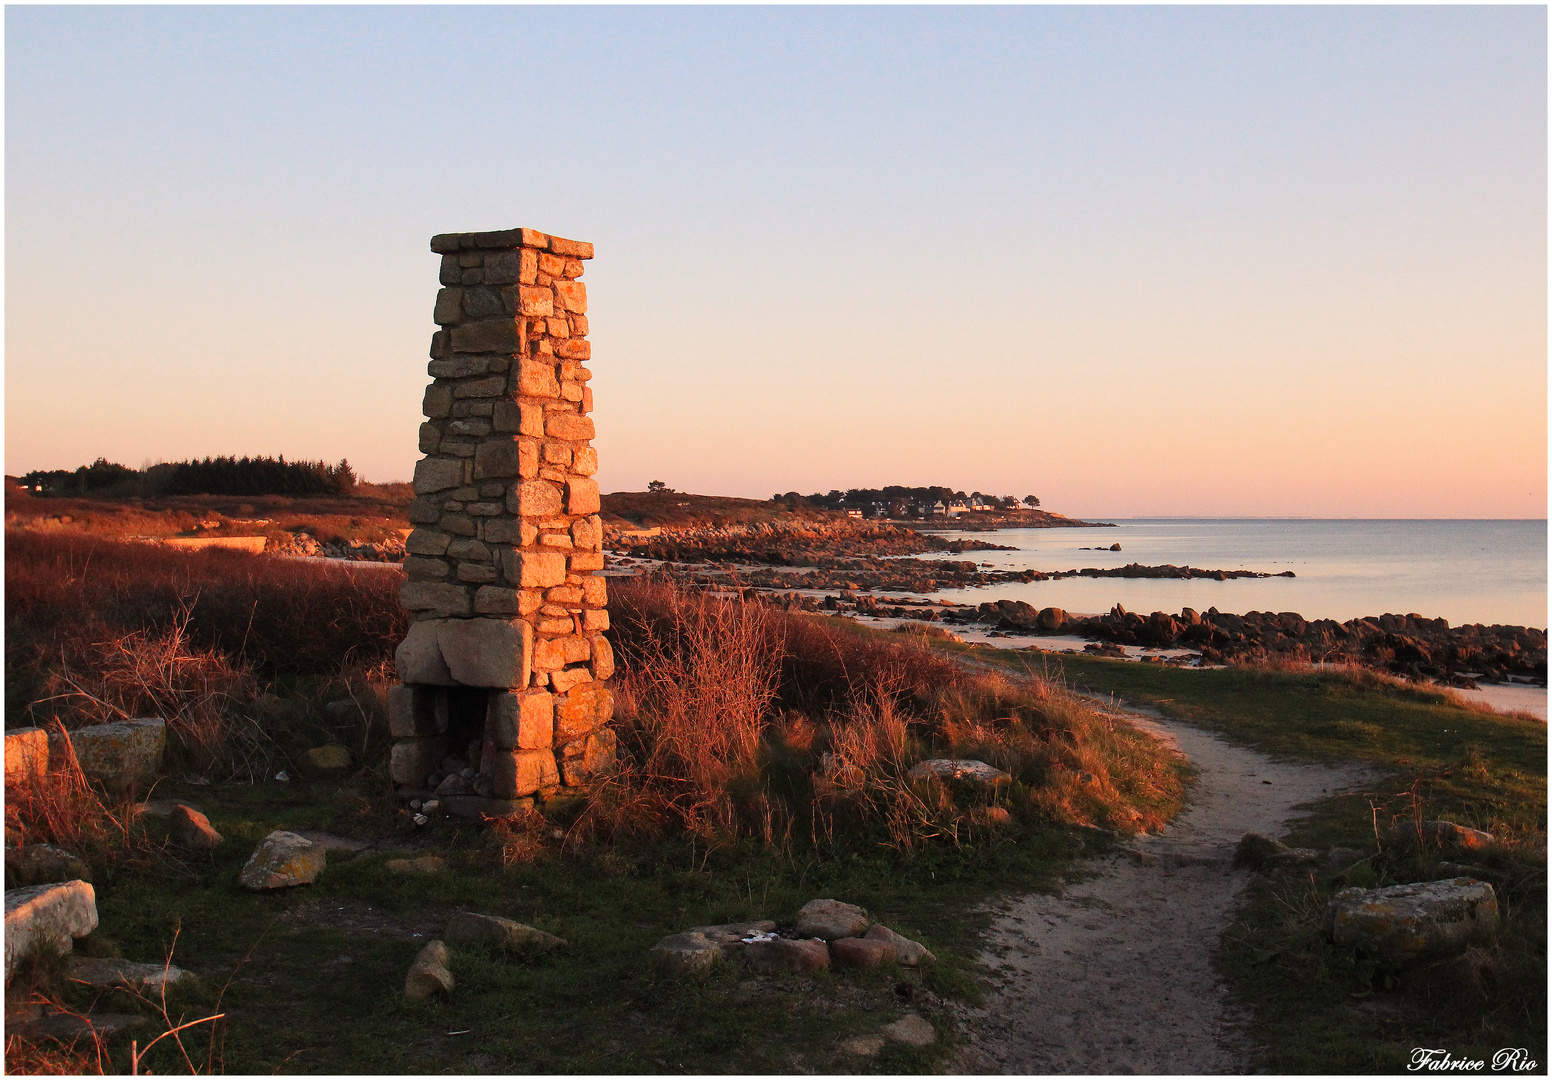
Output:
[{"left": 580, "top": 578, "right": 1185, "bottom": 853}]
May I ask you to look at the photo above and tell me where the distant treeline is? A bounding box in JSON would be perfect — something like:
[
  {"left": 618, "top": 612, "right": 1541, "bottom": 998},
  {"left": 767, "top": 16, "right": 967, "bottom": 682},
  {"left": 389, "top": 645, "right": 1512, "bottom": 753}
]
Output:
[
  {"left": 774, "top": 486, "right": 1038, "bottom": 511},
  {"left": 19, "top": 456, "right": 357, "bottom": 498}
]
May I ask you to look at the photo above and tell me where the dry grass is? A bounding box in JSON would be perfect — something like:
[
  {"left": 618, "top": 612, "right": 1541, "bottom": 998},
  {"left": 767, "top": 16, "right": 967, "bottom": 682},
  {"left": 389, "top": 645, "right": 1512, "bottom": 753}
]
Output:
[
  {"left": 584, "top": 579, "right": 1187, "bottom": 853},
  {"left": 4, "top": 728, "right": 150, "bottom": 874}
]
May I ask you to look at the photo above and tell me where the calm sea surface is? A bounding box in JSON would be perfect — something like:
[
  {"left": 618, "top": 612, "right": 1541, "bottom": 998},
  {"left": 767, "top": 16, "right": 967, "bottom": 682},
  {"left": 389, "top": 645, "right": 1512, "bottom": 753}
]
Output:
[{"left": 916, "top": 519, "right": 1547, "bottom": 629}]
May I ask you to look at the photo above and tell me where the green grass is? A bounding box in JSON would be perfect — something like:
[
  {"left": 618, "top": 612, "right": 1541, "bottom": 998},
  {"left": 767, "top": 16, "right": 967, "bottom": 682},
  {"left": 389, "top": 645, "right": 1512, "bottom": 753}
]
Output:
[
  {"left": 967, "top": 647, "right": 1547, "bottom": 1074},
  {"left": 33, "top": 775, "right": 1103, "bottom": 1075}
]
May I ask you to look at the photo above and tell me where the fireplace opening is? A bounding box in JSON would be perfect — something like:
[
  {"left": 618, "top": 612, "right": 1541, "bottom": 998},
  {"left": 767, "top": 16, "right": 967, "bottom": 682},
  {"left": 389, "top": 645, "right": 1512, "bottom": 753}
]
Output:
[{"left": 425, "top": 686, "right": 496, "bottom": 799}]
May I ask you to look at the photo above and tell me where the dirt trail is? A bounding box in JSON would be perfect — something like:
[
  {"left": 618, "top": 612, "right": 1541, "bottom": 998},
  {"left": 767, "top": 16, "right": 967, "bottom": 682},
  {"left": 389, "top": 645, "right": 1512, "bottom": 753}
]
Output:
[{"left": 951, "top": 703, "right": 1375, "bottom": 1075}]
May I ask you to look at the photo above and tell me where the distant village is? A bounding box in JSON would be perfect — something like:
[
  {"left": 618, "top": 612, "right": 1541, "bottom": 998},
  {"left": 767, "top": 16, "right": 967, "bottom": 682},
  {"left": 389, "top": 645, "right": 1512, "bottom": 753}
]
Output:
[{"left": 771, "top": 486, "right": 1040, "bottom": 521}]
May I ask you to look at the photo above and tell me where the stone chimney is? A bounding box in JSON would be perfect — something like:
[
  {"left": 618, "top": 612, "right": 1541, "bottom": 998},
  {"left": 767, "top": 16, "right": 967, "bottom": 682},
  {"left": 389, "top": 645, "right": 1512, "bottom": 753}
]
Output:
[{"left": 387, "top": 228, "right": 614, "bottom": 817}]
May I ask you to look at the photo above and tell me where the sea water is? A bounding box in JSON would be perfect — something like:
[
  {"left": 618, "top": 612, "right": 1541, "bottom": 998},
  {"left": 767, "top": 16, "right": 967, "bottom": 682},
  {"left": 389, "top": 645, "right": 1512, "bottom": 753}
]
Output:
[{"left": 916, "top": 519, "right": 1547, "bottom": 629}]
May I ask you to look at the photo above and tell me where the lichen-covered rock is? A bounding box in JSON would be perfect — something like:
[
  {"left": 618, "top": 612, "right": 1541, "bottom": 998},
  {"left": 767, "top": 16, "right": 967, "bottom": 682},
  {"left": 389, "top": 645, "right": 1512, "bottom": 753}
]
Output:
[
  {"left": 5, "top": 880, "right": 98, "bottom": 981},
  {"left": 4, "top": 727, "right": 49, "bottom": 785},
  {"left": 863, "top": 924, "right": 936, "bottom": 966},
  {"left": 795, "top": 899, "right": 869, "bottom": 941},
  {"left": 238, "top": 831, "right": 325, "bottom": 891},
  {"left": 650, "top": 932, "right": 721, "bottom": 978},
  {"left": 905, "top": 759, "right": 1011, "bottom": 789},
  {"left": 830, "top": 936, "right": 896, "bottom": 968},
  {"left": 300, "top": 745, "right": 352, "bottom": 779},
  {"left": 6, "top": 843, "right": 93, "bottom": 886},
  {"left": 55, "top": 719, "right": 166, "bottom": 792},
  {"left": 405, "top": 939, "right": 454, "bottom": 1000},
  {"left": 445, "top": 912, "right": 566, "bottom": 950},
  {"left": 743, "top": 937, "right": 830, "bottom": 974},
  {"left": 1326, "top": 878, "right": 1499, "bottom": 963},
  {"left": 69, "top": 956, "right": 195, "bottom": 992},
  {"left": 169, "top": 805, "right": 223, "bottom": 851}
]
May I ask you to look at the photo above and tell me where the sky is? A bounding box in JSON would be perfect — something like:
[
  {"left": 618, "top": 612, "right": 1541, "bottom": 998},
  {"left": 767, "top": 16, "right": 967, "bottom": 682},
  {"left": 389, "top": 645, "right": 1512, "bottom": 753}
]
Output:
[{"left": 5, "top": 5, "right": 1546, "bottom": 519}]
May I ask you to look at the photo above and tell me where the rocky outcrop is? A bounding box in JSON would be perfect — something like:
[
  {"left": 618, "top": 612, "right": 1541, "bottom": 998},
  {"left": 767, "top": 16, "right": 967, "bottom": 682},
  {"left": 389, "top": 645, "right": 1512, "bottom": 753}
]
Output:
[
  {"left": 69, "top": 956, "right": 194, "bottom": 992},
  {"left": 968, "top": 603, "right": 1547, "bottom": 684}
]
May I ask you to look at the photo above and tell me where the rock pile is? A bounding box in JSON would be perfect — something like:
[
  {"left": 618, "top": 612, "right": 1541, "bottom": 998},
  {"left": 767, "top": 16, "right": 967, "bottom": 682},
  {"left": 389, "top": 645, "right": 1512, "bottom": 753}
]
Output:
[{"left": 650, "top": 899, "right": 935, "bottom": 980}]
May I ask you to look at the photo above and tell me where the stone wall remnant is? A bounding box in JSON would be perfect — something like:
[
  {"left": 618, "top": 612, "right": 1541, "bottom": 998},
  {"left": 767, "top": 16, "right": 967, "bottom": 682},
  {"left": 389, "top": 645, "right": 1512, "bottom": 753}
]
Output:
[{"left": 389, "top": 228, "right": 614, "bottom": 815}]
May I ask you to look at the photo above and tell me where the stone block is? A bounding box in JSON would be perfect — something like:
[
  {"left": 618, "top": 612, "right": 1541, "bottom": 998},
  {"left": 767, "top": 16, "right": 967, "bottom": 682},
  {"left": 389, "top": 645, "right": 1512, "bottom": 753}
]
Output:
[
  {"left": 450, "top": 319, "right": 520, "bottom": 354},
  {"left": 395, "top": 621, "right": 455, "bottom": 684},
  {"left": 433, "top": 288, "right": 463, "bottom": 325},
  {"left": 565, "top": 478, "right": 601, "bottom": 515},
  {"left": 436, "top": 618, "right": 532, "bottom": 688},
  {"left": 517, "top": 359, "right": 560, "bottom": 398},
  {"left": 412, "top": 457, "right": 464, "bottom": 494},
  {"left": 65, "top": 719, "right": 166, "bottom": 792},
  {"left": 4, "top": 881, "right": 98, "bottom": 981},
  {"left": 473, "top": 586, "right": 522, "bottom": 615},
  {"left": 300, "top": 745, "right": 352, "bottom": 778},
  {"left": 408, "top": 496, "right": 442, "bottom": 524},
  {"left": 552, "top": 281, "right": 586, "bottom": 314},
  {"left": 451, "top": 375, "right": 507, "bottom": 399},
  {"left": 389, "top": 735, "right": 446, "bottom": 787},
  {"left": 69, "top": 956, "right": 195, "bottom": 993},
  {"left": 471, "top": 439, "right": 524, "bottom": 480},
  {"left": 511, "top": 480, "right": 564, "bottom": 517},
  {"left": 506, "top": 550, "right": 567, "bottom": 588},
  {"left": 556, "top": 338, "right": 591, "bottom": 360},
  {"left": 488, "top": 689, "right": 554, "bottom": 751},
  {"left": 418, "top": 423, "right": 441, "bottom": 454},
  {"left": 5, "top": 727, "right": 49, "bottom": 786},
  {"left": 519, "top": 248, "right": 539, "bottom": 284},
  {"left": 906, "top": 759, "right": 1012, "bottom": 789},
  {"left": 6, "top": 843, "right": 92, "bottom": 887},
  {"left": 399, "top": 581, "right": 471, "bottom": 620},
  {"left": 555, "top": 683, "right": 610, "bottom": 740},
  {"left": 403, "top": 556, "right": 450, "bottom": 581},
  {"left": 517, "top": 286, "right": 553, "bottom": 317},
  {"left": 492, "top": 748, "right": 558, "bottom": 799},
  {"left": 423, "top": 384, "right": 453, "bottom": 419},
  {"left": 581, "top": 609, "right": 610, "bottom": 632},
  {"left": 461, "top": 286, "right": 506, "bottom": 319},
  {"left": 439, "top": 253, "right": 461, "bottom": 284},
  {"left": 545, "top": 413, "right": 595, "bottom": 441},
  {"left": 389, "top": 685, "right": 447, "bottom": 737},
  {"left": 447, "top": 538, "right": 491, "bottom": 562},
  {"left": 570, "top": 551, "right": 606, "bottom": 572},
  {"left": 405, "top": 528, "right": 451, "bottom": 556},
  {"left": 548, "top": 236, "right": 593, "bottom": 259},
  {"left": 572, "top": 447, "right": 598, "bottom": 476},
  {"left": 481, "top": 517, "right": 520, "bottom": 545},
  {"left": 238, "top": 831, "right": 326, "bottom": 891},
  {"left": 582, "top": 576, "right": 608, "bottom": 607},
  {"left": 482, "top": 251, "right": 520, "bottom": 285},
  {"left": 549, "top": 667, "right": 593, "bottom": 695},
  {"left": 533, "top": 638, "right": 566, "bottom": 671}
]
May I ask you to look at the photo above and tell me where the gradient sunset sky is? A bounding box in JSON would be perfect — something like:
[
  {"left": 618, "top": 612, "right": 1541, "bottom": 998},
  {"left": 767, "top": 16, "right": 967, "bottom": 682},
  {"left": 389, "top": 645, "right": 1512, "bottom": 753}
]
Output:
[{"left": 6, "top": 6, "right": 1545, "bottom": 518}]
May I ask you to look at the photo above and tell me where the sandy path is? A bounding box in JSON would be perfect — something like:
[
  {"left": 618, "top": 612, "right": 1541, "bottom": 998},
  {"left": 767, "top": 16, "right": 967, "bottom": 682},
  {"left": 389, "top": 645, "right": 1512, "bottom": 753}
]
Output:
[{"left": 950, "top": 704, "right": 1374, "bottom": 1075}]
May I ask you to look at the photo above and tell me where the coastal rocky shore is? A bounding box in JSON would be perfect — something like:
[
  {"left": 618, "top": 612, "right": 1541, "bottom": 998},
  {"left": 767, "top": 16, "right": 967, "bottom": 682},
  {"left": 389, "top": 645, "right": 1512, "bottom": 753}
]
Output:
[{"left": 966, "top": 601, "right": 1546, "bottom": 686}]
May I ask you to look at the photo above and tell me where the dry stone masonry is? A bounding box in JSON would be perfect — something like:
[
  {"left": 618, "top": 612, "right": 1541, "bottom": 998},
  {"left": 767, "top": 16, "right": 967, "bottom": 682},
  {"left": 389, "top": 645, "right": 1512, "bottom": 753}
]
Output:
[{"left": 390, "top": 228, "right": 615, "bottom": 815}]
